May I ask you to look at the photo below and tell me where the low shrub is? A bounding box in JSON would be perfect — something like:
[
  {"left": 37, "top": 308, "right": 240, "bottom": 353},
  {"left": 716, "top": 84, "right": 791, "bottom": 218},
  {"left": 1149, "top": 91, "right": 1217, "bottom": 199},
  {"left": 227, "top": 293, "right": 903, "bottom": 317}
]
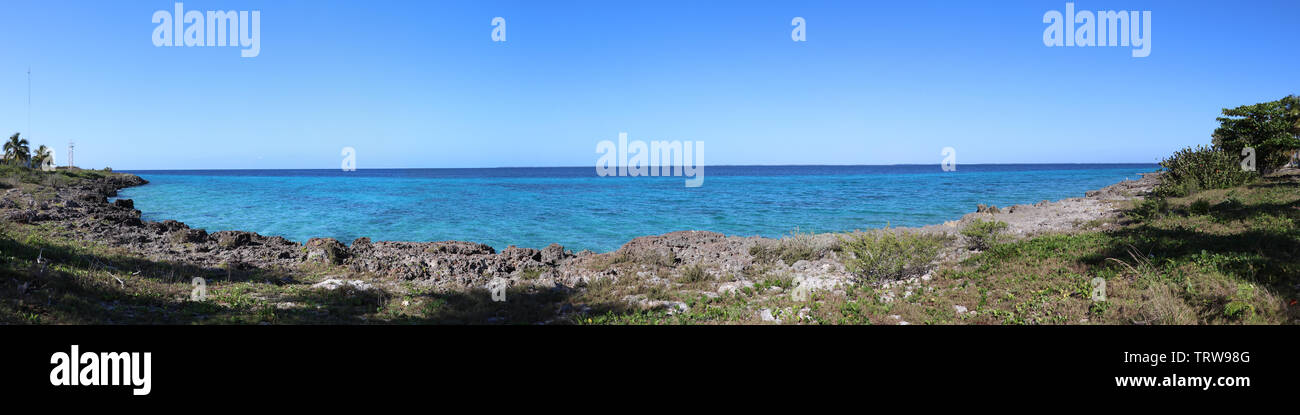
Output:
[
  {"left": 678, "top": 263, "right": 710, "bottom": 283},
  {"left": 839, "top": 228, "right": 946, "bottom": 281},
  {"left": 1154, "top": 145, "right": 1257, "bottom": 197},
  {"left": 749, "top": 229, "right": 837, "bottom": 265},
  {"left": 961, "top": 219, "right": 1009, "bottom": 250},
  {"left": 1128, "top": 197, "right": 1169, "bottom": 222}
]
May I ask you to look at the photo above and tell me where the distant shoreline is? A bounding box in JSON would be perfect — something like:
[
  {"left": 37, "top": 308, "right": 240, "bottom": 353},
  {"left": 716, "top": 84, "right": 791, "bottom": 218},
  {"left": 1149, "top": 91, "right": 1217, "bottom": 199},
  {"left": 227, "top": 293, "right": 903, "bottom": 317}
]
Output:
[{"left": 117, "top": 162, "right": 1159, "bottom": 173}]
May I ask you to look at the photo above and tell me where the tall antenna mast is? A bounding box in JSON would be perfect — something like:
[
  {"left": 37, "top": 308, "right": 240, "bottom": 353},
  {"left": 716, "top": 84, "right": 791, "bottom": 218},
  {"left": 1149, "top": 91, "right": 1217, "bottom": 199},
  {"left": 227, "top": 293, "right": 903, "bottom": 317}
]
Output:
[{"left": 27, "top": 66, "right": 31, "bottom": 139}]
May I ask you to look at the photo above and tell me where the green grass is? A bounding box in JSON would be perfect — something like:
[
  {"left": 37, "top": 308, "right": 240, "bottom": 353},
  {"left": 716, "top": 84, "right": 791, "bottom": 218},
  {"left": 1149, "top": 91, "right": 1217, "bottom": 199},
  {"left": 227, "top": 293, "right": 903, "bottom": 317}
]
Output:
[
  {"left": 931, "top": 172, "right": 1300, "bottom": 325},
  {"left": 1129, "top": 197, "right": 1170, "bottom": 222}
]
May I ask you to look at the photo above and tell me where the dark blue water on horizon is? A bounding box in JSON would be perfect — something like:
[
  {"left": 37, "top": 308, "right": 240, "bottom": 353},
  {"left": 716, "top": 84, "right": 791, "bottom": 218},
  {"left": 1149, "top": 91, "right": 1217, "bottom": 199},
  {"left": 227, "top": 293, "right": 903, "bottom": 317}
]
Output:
[{"left": 116, "top": 164, "right": 1157, "bottom": 252}]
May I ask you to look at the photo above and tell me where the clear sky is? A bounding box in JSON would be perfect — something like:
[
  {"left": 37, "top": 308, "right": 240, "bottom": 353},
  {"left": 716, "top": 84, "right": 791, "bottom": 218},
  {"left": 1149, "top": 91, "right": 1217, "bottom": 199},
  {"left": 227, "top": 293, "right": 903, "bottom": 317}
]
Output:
[{"left": 1, "top": 0, "right": 1297, "bottom": 170}]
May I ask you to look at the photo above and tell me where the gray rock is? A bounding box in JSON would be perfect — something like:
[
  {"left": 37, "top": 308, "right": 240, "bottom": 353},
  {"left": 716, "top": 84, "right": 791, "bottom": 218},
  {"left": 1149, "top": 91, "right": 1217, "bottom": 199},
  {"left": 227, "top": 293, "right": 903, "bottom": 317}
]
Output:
[
  {"left": 215, "top": 231, "right": 254, "bottom": 248},
  {"left": 305, "top": 238, "right": 349, "bottom": 265},
  {"left": 502, "top": 245, "right": 541, "bottom": 262},
  {"left": 169, "top": 228, "right": 208, "bottom": 244},
  {"left": 541, "top": 243, "right": 569, "bottom": 264}
]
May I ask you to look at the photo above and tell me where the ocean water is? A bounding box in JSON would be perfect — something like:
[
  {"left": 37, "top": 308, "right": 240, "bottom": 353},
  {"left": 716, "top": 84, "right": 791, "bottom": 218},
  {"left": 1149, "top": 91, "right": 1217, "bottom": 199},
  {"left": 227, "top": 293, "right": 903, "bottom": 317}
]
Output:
[{"left": 116, "top": 164, "right": 1156, "bottom": 253}]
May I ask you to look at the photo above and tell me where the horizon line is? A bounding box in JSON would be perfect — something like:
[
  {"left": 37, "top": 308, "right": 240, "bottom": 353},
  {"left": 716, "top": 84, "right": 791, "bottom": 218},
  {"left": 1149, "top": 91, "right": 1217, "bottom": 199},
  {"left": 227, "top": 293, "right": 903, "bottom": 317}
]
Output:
[{"left": 115, "top": 162, "right": 1161, "bottom": 172}]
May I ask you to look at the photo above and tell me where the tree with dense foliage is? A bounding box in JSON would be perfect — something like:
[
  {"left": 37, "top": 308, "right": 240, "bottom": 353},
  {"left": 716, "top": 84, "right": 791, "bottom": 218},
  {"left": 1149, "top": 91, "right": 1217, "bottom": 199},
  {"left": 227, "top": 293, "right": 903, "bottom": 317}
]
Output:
[
  {"left": 32, "top": 145, "right": 52, "bottom": 169},
  {"left": 1211, "top": 95, "right": 1300, "bottom": 174},
  {"left": 3, "top": 133, "right": 30, "bottom": 166}
]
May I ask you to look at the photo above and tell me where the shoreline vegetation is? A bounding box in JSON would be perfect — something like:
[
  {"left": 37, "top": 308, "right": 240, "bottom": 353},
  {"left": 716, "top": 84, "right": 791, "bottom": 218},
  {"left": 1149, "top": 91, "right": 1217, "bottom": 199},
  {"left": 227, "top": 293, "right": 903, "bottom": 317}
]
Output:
[{"left": 2, "top": 96, "right": 1297, "bottom": 325}]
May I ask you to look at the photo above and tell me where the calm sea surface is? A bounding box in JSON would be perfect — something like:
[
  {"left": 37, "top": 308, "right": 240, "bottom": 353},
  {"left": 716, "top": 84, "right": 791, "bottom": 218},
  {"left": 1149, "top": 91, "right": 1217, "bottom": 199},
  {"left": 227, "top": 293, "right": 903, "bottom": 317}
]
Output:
[{"left": 116, "top": 164, "right": 1156, "bottom": 252}]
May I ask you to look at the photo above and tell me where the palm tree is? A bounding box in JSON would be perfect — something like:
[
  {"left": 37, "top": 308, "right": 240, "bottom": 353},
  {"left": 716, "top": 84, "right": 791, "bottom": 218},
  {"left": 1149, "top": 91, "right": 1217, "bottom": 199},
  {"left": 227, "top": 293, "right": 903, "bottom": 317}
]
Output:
[
  {"left": 1286, "top": 95, "right": 1300, "bottom": 167},
  {"left": 1286, "top": 95, "right": 1300, "bottom": 136},
  {"left": 3, "top": 133, "right": 30, "bottom": 166},
  {"left": 32, "top": 145, "right": 51, "bottom": 170}
]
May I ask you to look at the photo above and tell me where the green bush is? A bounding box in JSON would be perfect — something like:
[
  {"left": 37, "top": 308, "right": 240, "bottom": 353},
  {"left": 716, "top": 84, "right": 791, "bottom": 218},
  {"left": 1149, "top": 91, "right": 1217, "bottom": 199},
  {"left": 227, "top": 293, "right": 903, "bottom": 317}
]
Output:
[
  {"left": 961, "top": 219, "right": 1009, "bottom": 250},
  {"left": 1129, "top": 197, "right": 1169, "bottom": 221},
  {"left": 839, "top": 229, "right": 946, "bottom": 281},
  {"left": 1188, "top": 199, "right": 1211, "bottom": 215},
  {"left": 1154, "top": 145, "right": 1257, "bottom": 197}
]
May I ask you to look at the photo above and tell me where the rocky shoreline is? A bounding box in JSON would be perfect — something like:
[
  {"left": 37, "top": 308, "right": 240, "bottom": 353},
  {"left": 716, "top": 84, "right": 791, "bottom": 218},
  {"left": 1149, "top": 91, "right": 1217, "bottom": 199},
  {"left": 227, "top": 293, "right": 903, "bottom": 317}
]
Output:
[{"left": 1, "top": 169, "right": 1160, "bottom": 322}]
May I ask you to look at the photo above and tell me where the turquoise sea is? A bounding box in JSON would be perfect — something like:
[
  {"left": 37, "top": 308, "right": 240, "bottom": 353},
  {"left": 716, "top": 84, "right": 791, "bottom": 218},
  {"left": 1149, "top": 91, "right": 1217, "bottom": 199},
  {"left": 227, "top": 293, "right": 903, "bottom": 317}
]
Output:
[{"left": 116, "top": 164, "right": 1156, "bottom": 252}]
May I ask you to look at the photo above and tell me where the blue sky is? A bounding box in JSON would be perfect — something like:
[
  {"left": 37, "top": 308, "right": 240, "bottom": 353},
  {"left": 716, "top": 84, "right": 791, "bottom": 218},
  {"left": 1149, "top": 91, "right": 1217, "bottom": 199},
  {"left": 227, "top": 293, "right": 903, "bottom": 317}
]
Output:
[{"left": 1, "top": 0, "right": 1296, "bottom": 169}]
